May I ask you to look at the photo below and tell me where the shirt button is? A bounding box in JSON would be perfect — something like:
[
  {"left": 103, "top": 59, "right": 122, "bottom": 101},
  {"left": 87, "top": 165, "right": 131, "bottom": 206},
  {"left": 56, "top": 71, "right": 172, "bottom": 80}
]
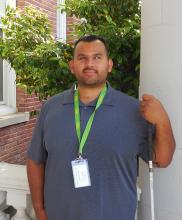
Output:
[{"left": 84, "top": 106, "right": 87, "bottom": 110}]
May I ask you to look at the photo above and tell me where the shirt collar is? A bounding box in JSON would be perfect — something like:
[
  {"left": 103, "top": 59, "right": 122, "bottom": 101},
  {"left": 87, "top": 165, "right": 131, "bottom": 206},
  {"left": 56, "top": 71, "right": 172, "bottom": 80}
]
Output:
[{"left": 62, "top": 82, "right": 116, "bottom": 106}]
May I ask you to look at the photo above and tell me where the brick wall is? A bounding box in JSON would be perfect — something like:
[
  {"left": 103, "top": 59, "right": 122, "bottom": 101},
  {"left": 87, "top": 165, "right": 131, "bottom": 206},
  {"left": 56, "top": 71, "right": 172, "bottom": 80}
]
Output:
[
  {"left": 66, "top": 15, "right": 80, "bottom": 44},
  {"left": 0, "top": 118, "right": 37, "bottom": 164},
  {"left": 16, "top": 0, "right": 80, "bottom": 41},
  {"left": 0, "top": 88, "right": 42, "bottom": 164},
  {"left": 16, "top": 88, "right": 42, "bottom": 113},
  {"left": 0, "top": 0, "right": 54, "bottom": 164},
  {"left": 0, "top": 0, "right": 78, "bottom": 165},
  {"left": 16, "top": 0, "right": 57, "bottom": 36}
]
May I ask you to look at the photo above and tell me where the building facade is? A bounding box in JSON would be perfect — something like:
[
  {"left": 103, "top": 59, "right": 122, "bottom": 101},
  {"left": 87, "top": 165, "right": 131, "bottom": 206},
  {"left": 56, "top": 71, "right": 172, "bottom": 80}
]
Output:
[{"left": 0, "top": 0, "right": 75, "bottom": 164}]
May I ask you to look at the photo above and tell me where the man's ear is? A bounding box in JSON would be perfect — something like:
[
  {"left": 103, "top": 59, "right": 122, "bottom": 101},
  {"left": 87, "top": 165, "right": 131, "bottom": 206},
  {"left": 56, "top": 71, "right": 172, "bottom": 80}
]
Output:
[
  {"left": 108, "top": 59, "right": 113, "bottom": 73},
  {"left": 69, "top": 60, "right": 74, "bottom": 75}
]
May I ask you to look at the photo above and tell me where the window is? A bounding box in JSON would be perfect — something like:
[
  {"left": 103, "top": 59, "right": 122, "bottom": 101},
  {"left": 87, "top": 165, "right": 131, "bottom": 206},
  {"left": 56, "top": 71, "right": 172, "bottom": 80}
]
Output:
[
  {"left": 57, "top": 0, "right": 66, "bottom": 42},
  {"left": 0, "top": 1, "right": 5, "bottom": 104},
  {"left": 0, "top": 0, "right": 16, "bottom": 116},
  {"left": 0, "top": 29, "right": 4, "bottom": 103}
]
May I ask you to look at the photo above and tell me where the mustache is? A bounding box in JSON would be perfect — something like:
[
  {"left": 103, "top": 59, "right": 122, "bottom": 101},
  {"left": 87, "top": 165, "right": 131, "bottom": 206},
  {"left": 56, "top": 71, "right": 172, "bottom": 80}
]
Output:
[{"left": 83, "top": 68, "right": 98, "bottom": 73}]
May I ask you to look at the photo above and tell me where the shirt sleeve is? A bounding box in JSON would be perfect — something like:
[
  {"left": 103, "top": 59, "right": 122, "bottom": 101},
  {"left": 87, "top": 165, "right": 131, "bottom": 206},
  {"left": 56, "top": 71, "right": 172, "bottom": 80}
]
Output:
[{"left": 27, "top": 104, "right": 48, "bottom": 164}]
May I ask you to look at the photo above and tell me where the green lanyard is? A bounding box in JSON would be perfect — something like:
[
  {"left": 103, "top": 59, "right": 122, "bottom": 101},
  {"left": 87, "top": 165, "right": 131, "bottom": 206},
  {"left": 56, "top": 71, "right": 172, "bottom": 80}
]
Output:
[{"left": 74, "top": 84, "right": 107, "bottom": 156}]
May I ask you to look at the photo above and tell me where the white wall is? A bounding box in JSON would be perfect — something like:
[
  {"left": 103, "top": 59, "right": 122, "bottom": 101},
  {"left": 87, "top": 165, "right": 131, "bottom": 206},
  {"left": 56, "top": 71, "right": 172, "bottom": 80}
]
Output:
[{"left": 139, "top": 0, "right": 182, "bottom": 219}]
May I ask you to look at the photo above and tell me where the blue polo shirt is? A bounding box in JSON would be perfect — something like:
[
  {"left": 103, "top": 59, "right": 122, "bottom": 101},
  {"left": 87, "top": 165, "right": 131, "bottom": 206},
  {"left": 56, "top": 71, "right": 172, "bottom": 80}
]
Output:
[{"left": 27, "top": 84, "right": 150, "bottom": 220}]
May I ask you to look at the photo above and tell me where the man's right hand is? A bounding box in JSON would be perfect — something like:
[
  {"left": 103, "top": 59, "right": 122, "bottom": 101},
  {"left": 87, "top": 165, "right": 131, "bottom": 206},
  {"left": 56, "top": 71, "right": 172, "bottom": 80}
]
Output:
[{"left": 27, "top": 159, "right": 47, "bottom": 220}]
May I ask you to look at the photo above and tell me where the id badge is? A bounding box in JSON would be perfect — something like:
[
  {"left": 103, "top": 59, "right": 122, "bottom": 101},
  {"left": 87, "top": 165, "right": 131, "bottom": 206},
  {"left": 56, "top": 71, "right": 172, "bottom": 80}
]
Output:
[{"left": 71, "top": 158, "right": 91, "bottom": 188}]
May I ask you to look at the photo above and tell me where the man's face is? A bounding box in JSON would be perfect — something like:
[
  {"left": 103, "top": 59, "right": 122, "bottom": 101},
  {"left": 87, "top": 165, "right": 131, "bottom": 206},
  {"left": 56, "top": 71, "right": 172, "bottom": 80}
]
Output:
[{"left": 69, "top": 40, "right": 113, "bottom": 88}]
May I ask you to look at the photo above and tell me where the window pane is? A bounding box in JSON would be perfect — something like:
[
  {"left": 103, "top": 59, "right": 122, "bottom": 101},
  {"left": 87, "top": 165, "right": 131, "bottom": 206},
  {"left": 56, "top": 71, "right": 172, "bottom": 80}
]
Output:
[{"left": 0, "top": 29, "right": 3, "bottom": 101}]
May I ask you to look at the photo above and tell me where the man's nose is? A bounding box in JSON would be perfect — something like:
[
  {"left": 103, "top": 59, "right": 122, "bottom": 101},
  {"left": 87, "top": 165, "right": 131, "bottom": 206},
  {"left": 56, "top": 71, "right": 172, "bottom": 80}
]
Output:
[{"left": 85, "top": 58, "right": 94, "bottom": 67}]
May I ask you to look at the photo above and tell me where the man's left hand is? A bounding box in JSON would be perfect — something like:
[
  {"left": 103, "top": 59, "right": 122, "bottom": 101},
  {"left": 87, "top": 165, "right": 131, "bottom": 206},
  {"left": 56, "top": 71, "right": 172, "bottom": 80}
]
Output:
[{"left": 140, "top": 94, "right": 169, "bottom": 125}]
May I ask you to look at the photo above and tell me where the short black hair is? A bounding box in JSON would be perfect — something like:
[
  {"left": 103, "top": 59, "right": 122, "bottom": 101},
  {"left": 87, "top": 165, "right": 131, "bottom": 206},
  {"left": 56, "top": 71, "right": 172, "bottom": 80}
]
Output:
[{"left": 73, "top": 35, "right": 109, "bottom": 57}]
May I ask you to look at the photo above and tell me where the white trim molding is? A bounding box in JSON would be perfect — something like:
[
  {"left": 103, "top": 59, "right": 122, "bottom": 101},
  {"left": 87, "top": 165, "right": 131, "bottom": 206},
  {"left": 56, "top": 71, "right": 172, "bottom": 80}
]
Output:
[
  {"left": 0, "top": 59, "right": 17, "bottom": 117},
  {"left": 0, "top": 0, "right": 17, "bottom": 117},
  {"left": 57, "top": 0, "right": 66, "bottom": 42},
  {"left": 0, "top": 112, "right": 30, "bottom": 128}
]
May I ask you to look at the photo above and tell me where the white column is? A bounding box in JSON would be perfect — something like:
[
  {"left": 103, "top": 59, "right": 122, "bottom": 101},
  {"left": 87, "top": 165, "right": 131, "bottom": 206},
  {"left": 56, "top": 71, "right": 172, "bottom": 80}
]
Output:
[{"left": 139, "top": 0, "right": 182, "bottom": 219}]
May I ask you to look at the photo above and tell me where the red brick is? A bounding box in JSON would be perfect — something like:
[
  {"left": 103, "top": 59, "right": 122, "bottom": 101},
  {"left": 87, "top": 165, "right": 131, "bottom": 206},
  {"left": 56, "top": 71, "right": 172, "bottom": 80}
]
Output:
[{"left": 1, "top": 0, "right": 77, "bottom": 164}]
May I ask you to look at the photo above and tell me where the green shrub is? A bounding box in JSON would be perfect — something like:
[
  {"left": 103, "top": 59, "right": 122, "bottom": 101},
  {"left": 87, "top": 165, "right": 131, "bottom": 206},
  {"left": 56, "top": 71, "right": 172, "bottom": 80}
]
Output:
[
  {"left": 0, "top": 1, "right": 141, "bottom": 100},
  {"left": 64, "top": 0, "right": 141, "bottom": 97},
  {"left": 0, "top": 6, "right": 74, "bottom": 100}
]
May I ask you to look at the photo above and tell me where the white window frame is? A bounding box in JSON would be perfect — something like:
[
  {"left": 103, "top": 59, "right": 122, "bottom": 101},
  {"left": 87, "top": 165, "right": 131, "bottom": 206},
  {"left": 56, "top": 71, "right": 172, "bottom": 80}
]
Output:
[
  {"left": 0, "top": 0, "right": 16, "bottom": 117},
  {"left": 57, "top": 0, "right": 67, "bottom": 42}
]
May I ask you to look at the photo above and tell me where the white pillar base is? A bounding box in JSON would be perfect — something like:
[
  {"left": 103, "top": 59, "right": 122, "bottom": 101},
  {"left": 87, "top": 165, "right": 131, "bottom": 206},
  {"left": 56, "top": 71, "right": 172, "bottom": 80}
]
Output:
[
  {"left": 0, "top": 211, "right": 10, "bottom": 220},
  {"left": 0, "top": 163, "right": 35, "bottom": 220},
  {"left": 11, "top": 208, "right": 30, "bottom": 220}
]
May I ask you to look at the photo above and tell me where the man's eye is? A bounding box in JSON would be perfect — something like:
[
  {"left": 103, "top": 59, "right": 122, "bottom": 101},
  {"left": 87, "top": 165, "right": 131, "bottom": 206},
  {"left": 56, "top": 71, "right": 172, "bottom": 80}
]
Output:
[
  {"left": 78, "top": 57, "right": 86, "bottom": 60},
  {"left": 95, "top": 56, "right": 101, "bottom": 60}
]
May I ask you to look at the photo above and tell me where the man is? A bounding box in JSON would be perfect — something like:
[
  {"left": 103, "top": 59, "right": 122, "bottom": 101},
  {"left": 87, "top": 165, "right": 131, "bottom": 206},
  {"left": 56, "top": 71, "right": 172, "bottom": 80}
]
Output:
[{"left": 27, "top": 35, "right": 175, "bottom": 220}]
